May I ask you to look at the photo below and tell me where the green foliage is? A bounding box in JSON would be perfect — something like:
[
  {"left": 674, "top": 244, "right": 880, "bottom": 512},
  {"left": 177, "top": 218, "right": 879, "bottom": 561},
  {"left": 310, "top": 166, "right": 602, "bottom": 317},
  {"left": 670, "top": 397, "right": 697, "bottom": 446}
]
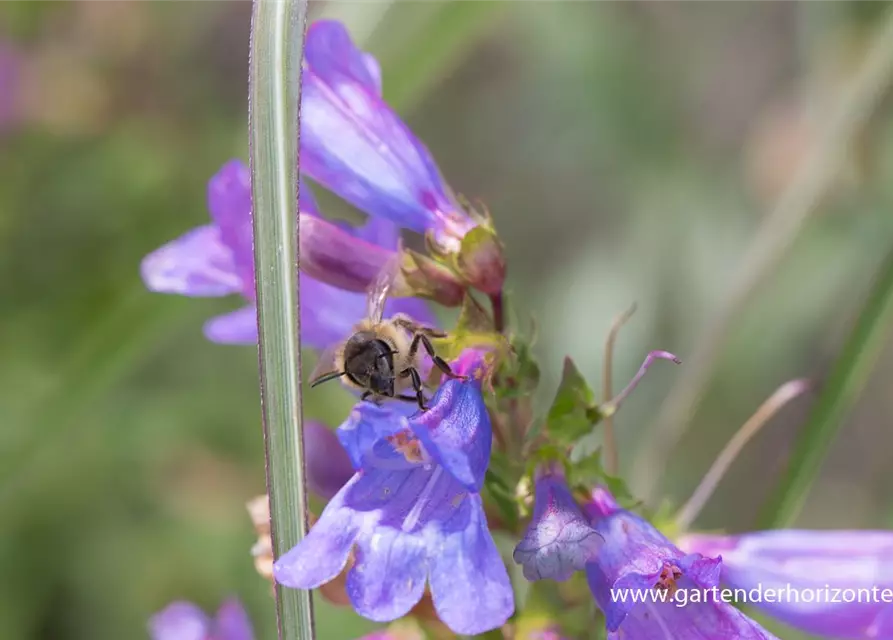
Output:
[
  {"left": 760, "top": 249, "right": 893, "bottom": 529},
  {"left": 545, "top": 357, "right": 602, "bottom": 445}
]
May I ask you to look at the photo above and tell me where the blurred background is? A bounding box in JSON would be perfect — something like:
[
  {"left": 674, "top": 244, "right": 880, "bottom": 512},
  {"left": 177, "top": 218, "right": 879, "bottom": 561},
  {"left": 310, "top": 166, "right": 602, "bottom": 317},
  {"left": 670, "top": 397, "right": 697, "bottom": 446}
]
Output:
[{"left": 2, "top": 1, "right": 893, "bottom": 638}]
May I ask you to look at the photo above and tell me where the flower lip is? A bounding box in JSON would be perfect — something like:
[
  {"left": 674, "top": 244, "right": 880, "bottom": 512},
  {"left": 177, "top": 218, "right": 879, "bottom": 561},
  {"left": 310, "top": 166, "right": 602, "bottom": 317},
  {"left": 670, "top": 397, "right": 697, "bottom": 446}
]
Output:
[
  {"left": 408, "top": 349, "right": 493, "bottom": 492},
  {"left": 680, "top": 529, "right": 893, "bottom": 640},
  {"left": 513, "top": 465, "right": 604, "bottom": 582}
]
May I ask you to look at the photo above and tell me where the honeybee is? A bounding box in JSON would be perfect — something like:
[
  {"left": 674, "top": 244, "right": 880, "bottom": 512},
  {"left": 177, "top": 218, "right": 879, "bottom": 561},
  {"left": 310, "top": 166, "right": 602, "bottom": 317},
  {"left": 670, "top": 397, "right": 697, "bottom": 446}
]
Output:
[{"left": 309, "top": 256, "right": 461, "bottom": 411}]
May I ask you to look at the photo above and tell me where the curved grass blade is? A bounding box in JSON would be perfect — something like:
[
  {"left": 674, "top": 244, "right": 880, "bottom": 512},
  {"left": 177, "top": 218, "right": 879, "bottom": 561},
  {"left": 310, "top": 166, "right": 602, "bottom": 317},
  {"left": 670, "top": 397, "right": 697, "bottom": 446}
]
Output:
[{"left": 759, "top": 249, "right": 893, "bottom": 529}]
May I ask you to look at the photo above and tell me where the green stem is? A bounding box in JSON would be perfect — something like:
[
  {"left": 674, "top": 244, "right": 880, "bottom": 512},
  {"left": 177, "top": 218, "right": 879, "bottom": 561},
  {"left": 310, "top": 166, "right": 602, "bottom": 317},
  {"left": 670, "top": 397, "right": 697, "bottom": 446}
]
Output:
[
  {"left": 248, "top": 1, "right": 314, "bottom": 639},
  {"left": 759, "top": 249, "right": 893, "bottom": 529}
]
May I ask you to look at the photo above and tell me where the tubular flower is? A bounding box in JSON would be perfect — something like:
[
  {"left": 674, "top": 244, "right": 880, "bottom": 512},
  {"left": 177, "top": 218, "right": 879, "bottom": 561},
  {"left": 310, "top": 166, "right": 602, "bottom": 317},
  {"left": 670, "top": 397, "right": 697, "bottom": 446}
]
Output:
[
  {"left": 680, "top": 530, "right": 893, "bottom": 639},
  {"left": 584, "top": 487, "right": 780, "bottom": 640},
  {"left": 140, "top": 159, "right": 433, "bottom": 347},
  {"left": 300, "top": 21, "right": 505, "bottom": 293},
  {"left": 303, "top": 420, "right": 355, "bottom": 500},
  {"left": 513, "top": 464, "right": 603, "bottom": 581},
  {"left": 149, "top": 599, "right": 254, "bottom": 640},
  {"left": 273, "top": 350, "right": 514, "bottom": 636}
]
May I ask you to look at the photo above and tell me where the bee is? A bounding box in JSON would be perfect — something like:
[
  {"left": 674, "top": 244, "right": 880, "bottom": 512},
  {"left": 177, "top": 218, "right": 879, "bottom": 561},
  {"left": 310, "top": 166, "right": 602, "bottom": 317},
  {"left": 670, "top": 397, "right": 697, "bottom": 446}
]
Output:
[{"left": 309, "top": 256, "right": 461, "bottom": 411}]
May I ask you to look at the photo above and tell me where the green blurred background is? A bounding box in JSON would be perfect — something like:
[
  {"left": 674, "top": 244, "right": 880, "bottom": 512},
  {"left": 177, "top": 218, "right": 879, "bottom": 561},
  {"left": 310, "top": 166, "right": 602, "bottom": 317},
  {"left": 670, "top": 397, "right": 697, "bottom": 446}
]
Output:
[{"left": 2, "top": 1, "right": 893, "bottom": 638}]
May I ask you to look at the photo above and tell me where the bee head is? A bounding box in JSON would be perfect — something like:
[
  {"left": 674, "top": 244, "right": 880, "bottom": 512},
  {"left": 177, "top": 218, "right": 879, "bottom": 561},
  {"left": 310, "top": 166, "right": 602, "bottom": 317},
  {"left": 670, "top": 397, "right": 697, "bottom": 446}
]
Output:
[{"left": 343, "top": 333, "right": 397, "bottom": 397}]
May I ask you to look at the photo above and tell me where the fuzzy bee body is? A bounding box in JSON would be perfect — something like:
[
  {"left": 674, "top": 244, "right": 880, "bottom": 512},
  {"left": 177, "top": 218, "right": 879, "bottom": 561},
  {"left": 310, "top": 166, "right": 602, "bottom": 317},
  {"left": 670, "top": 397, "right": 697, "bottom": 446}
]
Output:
[
  {"left": 310, "top": 257, "right": 460, "bottom": 412},
  {"left": 335, "top": 320, "right": 414, "bottom": 399}
]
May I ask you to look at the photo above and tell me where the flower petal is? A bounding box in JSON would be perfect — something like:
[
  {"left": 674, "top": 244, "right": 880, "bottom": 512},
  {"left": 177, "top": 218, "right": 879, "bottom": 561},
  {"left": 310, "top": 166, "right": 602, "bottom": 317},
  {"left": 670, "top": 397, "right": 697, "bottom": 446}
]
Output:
[
  {"left": 427, "top": 493, "right": 514, "bottom": 635},
  {"left": 273, "top": 476, "right": 362, "bottom": 588},
  {"left": 514, "top": 470, "right": 603, "bottom": 582},
  {"left": 213, "top": 598, "right": 255, "bottom": 640},
  {"left": 304, "top": 20, "right": 382, "bottom": 95},
  {"left": 605, "top": 582, "right": 780, "bottom": 640},
  {"left": 680, "top": 530, "right": 893, "bottom": 639},
  {"left": 141, "top": 225, "right": 241, "bottom": 297},
  {"left": 299, "top": 214, "right": 394, "bottom": 293},
  {"left": 346, "top": 527, "right": 428, "bottom": 622},
  {"left": 207, "top": 160, "right": 255, "bottom": 298},
  {"left": 410, "top": 375, "right": 491, "bottom": 492},
  {"left": 336, "top": 403, "right": 412, "bottom": 470},
  {"left": 585, "top": 488, "right": 722, "bottom": 632},
  {"left": 203, "top": 306, "right": 258, "bottom": 345},
  {"left": 301, "top": 21, "right": 466, "bottom": 236},
  {"left": 304, "top": 421, "right": 354, "bottom": 500},
  {"left": 149, "top": 602, "right": 211, "bottom": 640}
]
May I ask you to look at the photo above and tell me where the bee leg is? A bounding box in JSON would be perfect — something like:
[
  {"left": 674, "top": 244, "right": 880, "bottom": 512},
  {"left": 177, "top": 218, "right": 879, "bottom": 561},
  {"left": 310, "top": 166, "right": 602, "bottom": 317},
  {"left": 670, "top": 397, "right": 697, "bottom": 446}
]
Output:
[
  {"left": 391, "top": 313, "right": 447, "bottom": 338},
  {"left": 410, "top": 333, "right": 466, "bottom": 380},
  {"left": 400, "top": 367, "right": 428, "bottom": 411}
]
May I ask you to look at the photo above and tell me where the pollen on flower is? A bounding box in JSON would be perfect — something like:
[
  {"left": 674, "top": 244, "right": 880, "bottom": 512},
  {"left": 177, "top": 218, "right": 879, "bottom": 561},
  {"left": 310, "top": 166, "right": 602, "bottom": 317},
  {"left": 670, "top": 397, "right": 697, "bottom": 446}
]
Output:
[
  {"left": 451, "top": 492, "right": 467, "bottom": 508},
  {"left": 387, "top": 429, "right": 425, "bottom": 463},
  {"left": 653, "top": 563, "right": 683, "bottom": 596}
]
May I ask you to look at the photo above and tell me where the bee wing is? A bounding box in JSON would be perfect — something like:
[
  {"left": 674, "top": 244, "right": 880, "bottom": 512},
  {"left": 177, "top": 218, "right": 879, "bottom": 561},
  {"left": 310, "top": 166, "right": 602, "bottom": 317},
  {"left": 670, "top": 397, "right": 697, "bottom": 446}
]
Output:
[
  {"left": 308, "top": 343, "right": 342, "bottom": 387},
  {"left": 366, "top": 253, "right": 401, "bottom": 324}
]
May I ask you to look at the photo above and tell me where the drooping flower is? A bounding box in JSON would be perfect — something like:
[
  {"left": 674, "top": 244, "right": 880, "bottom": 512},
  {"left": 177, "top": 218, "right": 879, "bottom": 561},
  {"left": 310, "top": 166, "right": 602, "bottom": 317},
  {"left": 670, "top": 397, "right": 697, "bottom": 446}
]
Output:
[
  {"left": 513, "top": 463, "right": 603, "bottom": 581},
  {"left": 303, "top": 420, "right": 355, "bottom": 500},
  {"left": 584, "top": 487, "right": 780, "bottom": 640},
  {"left": 680, "top": 530, "right": 893, "bottom": 639},
  {"left": 141, "top": 159, "right": 433, "bottom": 347},
  {"left": 149, "top": 599, "right": 254, "bottom": 640},
  {"left": 300, "top": 20, "right": 505, "bottom": 293},
  {"left": 274, "top": 350, "right": 514, "bottom": 635}
]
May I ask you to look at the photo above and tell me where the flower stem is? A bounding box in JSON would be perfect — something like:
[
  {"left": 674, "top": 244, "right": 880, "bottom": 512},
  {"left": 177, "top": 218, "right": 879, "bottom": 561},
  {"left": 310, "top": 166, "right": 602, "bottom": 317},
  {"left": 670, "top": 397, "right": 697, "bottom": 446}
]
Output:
[
  {"left": 490, "top": 291, "right": 505, "bottom": 333},
  {"left": 634, "top": 5, "right": 893, "bottom": 503},
  {"left": 248, "top": 1, "right": 314, "bottom": 639},
  {"left": 602, "top": 304, "right": 637, "bottom": 476},
  {"left": 675, "top": 378, "right": 810, "bottom": 532},
  {"left": 759, "top": 249, "right": 893, "bottom": 529}
]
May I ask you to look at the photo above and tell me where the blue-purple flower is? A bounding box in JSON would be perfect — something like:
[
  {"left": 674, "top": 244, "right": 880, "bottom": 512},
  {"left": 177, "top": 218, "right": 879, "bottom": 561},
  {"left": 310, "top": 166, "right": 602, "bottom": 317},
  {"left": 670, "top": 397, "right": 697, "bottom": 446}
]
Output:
[
  {"left": 584, "top": 487, "right": 779, "bottom": 639},
  {"left": 149, "top": 599, "right": 254, "bottom": 640},
  {"left": 140, "top": 159, "right": 433, "bottom": 347},
  {"left": 513, "top": 464, "right": 603, "bottom": 581},
  {"left": 300, "top": 21, "right": 505, "bottom": 294},
  {"left": 304, "top": 420, "right": 355, "bottom": 500},
  {"left": 273, "top": 350, "right": 514, "bottom": 635},
  {"left": 681, "top": 530, "right": 893, "bottom": 639}
]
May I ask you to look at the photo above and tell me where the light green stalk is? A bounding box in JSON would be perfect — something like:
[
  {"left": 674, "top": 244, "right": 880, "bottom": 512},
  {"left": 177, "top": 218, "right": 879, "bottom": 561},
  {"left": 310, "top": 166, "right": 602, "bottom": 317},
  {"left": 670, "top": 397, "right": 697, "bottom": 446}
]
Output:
[{"left": 248, "top": 0, "right": 314, "bottom": 639}]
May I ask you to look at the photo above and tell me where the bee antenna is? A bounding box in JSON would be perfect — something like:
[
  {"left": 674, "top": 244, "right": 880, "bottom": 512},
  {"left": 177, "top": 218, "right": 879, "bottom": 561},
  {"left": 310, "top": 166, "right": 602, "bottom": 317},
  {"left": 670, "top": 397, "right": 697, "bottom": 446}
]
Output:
[
  {"left": 378, "top": 350, "right": 399, "bottom": 360},
  {"left": 310, "top": 371, "right": 347, "bottom": 388}
]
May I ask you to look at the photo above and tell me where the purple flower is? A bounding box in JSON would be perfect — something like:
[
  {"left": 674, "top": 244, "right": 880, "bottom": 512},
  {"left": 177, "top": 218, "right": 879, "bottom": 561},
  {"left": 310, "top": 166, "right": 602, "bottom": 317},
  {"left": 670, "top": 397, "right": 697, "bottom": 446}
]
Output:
[
  {"left": 513, "top": 464, "right": 603, "bottom": 581},
  {"left": 141, "top": 159, "right": 433, "bottom": 348},
  {"left": 584, "top": 488, "right": 779, "bottom": 640},
  {"left": 304, "top": 420, "right": 354, "bottom": 500},
  {"left": 273, "top": 351, "right": 514, "bottom": 635},
  {"left": 301, "top": 21, "right": 475, "bottom": 253},
  {"left": 149, "top": 599, "right": 253, "bottom": 640},
  {"left": 681, "top": 530, "right": 893, "bottom": 639}
]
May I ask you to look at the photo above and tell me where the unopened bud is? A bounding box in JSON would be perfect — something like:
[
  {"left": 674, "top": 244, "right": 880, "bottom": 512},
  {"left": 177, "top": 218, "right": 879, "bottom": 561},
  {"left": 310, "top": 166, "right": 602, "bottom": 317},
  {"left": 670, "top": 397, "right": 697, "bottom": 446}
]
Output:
[{"left": 452, "top": 225, "right": 507, "bottom": 296}]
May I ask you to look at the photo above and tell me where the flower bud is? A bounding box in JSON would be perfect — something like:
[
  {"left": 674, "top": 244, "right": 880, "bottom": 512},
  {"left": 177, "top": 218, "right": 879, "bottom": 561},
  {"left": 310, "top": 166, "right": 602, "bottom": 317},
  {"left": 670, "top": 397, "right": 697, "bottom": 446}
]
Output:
[{"left": 451, "top": 224, "right": 507, "bottom": 295}]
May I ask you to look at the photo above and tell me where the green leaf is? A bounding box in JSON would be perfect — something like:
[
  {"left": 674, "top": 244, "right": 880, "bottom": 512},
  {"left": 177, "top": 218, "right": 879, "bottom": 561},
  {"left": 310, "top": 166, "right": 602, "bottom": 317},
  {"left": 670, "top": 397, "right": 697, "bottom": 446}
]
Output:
[
  {"left": 546, "top": 357, "right": 600, "bottom": 444},
  {"left": 760, "top": 249, "right": 893, "bottom": 528}
]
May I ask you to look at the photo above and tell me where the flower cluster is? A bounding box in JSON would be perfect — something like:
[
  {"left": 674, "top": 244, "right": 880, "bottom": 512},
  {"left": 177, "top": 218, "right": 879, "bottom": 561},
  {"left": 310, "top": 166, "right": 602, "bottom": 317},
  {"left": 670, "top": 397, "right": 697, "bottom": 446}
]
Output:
[{"left": 141, "top": 17, "right": 893, "bottom": 640}]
